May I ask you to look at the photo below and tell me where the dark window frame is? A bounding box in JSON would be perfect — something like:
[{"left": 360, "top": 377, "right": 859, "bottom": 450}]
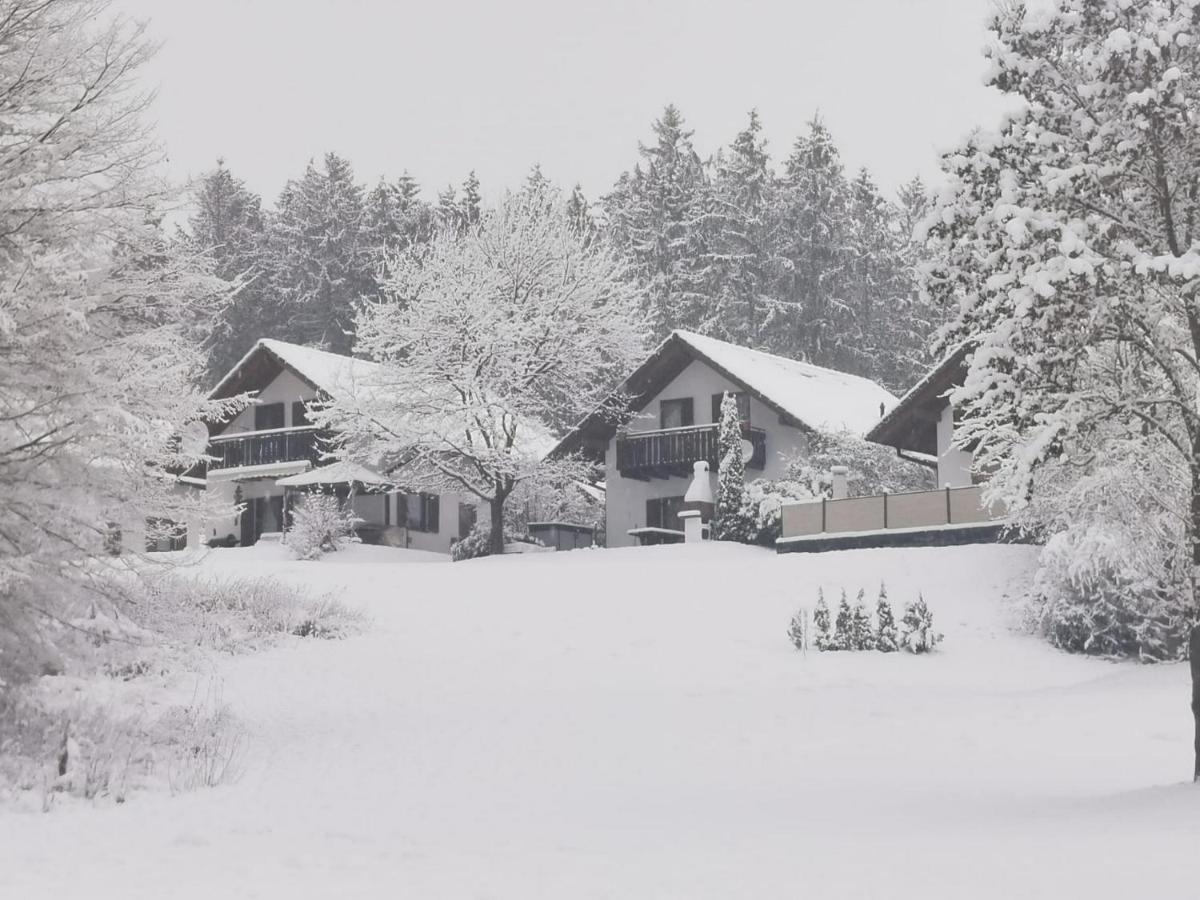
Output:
[
  {"left": 254, "top": 401, "right": 285, "bottom": 431},
  {"left": 711, "top": 391, "right": 750, "bottom": 426},
  {"left": 646, "top": 495, "right": 686, "bottom": 530},
  {"left": 291, "top": 400, "right": 311, "bottom": 428},
  {"left": 403, "top": 492, "right": 441, "bottom": 533},
  {"left": 659, "top": 397, "right": 694, "bottom": 429}
]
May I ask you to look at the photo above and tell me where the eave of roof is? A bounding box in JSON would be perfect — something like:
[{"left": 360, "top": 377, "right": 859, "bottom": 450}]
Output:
[{"left": 865, "top": 342, "right": 972, "bottom": 454}]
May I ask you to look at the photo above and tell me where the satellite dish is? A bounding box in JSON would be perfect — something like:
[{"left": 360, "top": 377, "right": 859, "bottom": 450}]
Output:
[
  {"left": 740, "top": 438, "right": 755, "bottom": 462},
  {"left": 179, "top": 421, "right": 209, "bottom": 456}
]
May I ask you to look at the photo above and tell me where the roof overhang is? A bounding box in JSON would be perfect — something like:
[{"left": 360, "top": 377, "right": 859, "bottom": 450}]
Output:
[{"left": 865, "top": 344, "right": 971, "bottom": 456}]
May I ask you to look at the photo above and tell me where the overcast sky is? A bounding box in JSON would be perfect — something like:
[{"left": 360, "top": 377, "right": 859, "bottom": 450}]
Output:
[{"left": 112, "top": 0, "right": 1015, "bottom": 205}]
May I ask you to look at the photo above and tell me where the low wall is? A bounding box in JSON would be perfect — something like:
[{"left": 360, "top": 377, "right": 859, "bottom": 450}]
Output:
[{"left": 779, "top": 485, "right": 1003, "bottom": 540}]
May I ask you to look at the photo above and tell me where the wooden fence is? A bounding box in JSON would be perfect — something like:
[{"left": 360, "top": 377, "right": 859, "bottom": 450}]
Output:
[{"left": 780, "top": 485, "right": 1005, "bottom": 540}]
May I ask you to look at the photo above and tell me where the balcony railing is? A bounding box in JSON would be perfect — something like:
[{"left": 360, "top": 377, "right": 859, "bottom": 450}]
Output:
[
  {"left": 207, "top": 426, "right": 328, "bottom": 472},
  {"left": 616, "top": 424, "right": 766, "bottom": 480}
]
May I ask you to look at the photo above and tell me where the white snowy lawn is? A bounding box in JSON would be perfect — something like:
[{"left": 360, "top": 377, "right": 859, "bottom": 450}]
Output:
[{"left": 3, "top": 541, "right": 1197, "bottom": 899}]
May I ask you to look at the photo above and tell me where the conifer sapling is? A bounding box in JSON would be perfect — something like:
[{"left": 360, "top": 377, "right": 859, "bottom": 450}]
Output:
[
  {"left": 813, "top": 589, "right": 832, "bottom": 651},
  {"left": 787, "top": 609, "right": 806, "bottom": 651},
  {"left": 874, "top": 582, "right": 898, "bottom": 653},
  {"left": 833, "top": 589, "right": 854, "bottom": 651},
  {"left": 850, "top": 588, "right": 875, "bottom": 651},
  {"left": 900, "top": 593, "right": 943, "bottom": 654}
]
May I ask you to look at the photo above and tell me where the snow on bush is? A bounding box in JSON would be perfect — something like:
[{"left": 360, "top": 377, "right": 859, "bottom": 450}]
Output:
[
  {"left": 900, "top": 595, "right": 942, "bottom": 655},
  {"left": 833, "top": 590, "right": 854, "bottom": 651},
  {"left": 850, "top": 590, "right": 875, "bottom": 651},
  {"left": 286, "top": 494, "right": 360, "bottom": 560}
]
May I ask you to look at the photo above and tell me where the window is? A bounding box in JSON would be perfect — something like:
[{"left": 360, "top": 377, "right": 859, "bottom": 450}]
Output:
[
  {"left": 711, "top": 391, "right": 750, "bottom": 425},
  {"left": 402, "top": 492, "right": 441, "bottom": 533},
  {"left": 646, "top": 496, "right": 686, "bottom": 530},
  {"left": 659, "top": 398, "right": 694, "bottom": 429},
  {"left": 458, "top": 502, "right": 477, "bottom": 539},
  {"left": 292, "top": 401, "right": 310, "bottom": 428},
  {"left": 254, "top": 402, "right": 285, "bottom": 431}
]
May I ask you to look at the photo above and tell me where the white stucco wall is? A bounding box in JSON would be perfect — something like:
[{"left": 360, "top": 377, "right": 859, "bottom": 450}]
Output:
[
  {"left": 605, "top": 359, "right": 811, "bottom": 548},
  {"left": 936, "top": 402, "right": 974, "bottom": 489},
  {"left": 219, "top": 369, "right": 318, "bottom": 435}
]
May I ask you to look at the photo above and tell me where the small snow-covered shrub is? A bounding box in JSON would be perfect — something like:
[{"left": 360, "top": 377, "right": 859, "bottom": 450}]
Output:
[
  {"left": 874, "top": 583, "right": 898, "bottom": 653},
  {"left": 812, "top": 590, "right": 832, "bottom": 650},
  {"left": 787, "top": 609, "right": 806, "bottom": 650},
  {"left": 832, "top": 590, "right": 854, "bottom": 651},
  {"left": 291, "top": 597, "right": 367, "bottom": 640},
  {"left": 900, "top": 594, "right": 942, "bottom": 654},
  {"left": 452, "top": 523, "right": 494, "bottom": 561},
  {"left": 286, "top": 494, "right": 359, "bottom": 560},
  {"left": 742, "top": 478, "right": 815, "bottom": 547},
  {"left": 850, "top": 590, "right": 875, "bottom": 651}
]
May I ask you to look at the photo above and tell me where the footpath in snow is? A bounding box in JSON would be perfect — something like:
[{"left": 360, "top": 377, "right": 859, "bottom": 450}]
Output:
[{"left": 2, "top": 541, "right": 1197, "bottom": 899}]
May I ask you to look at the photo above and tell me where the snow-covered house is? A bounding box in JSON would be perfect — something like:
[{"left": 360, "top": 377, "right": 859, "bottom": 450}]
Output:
[
  {"left": 551, "top": 330, "right": 898, "bottom": 548},
  {"left": 203, "top": 339, "right": 487, "bottom": 554},
  {"left": 864, "top": 343, "right": 974, "bottom": 489}
]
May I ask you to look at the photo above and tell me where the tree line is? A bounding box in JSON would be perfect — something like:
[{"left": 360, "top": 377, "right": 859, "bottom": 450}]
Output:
[{"left": 187, "top": 107, "right": 941, "bottom": 393}]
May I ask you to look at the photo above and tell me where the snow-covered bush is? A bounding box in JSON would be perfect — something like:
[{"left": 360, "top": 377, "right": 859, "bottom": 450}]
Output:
[
  {"left": 452, "top": 523, "right": 494, "bottom": 562},
  {"left": 875, "top": 584, "right": 898, "bottom": 653},
  {"left": 900, "top": 595, "right": 942, "bottom": 654},
  {"left": 850, "top": 590, "right": 875, "bottom": 651},
  {"left": 787, "top": 609, "right": 806, "bottom": 651},
  {"left": 287, "top": 495, "right": 359, "bottom": 560},
  {"left": 812, "top": 590, "right": 832, "bottom": 651},
  {"left": 742, "top": 478, "right": 816, "bottom": 547},
  {"left": 832, "top": 590, "right": 854, "bottom": 651},
  {"left": 784, "top": 429, "right": 933, "bottom": 500}
]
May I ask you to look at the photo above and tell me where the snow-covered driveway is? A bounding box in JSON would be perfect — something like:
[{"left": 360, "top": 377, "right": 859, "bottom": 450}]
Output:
[{"left": 3, "top": 542, "right": 1198, "bottom": 898}]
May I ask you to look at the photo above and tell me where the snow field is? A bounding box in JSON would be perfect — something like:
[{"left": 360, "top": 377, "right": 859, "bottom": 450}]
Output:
[{"left": 2, "top": 541, "right": 1197, "bottom": 899}]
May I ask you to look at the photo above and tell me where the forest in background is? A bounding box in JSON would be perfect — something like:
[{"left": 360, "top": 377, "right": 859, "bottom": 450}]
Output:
[{"left": 185, "top": 105, "right": 941, "bottom": 394}]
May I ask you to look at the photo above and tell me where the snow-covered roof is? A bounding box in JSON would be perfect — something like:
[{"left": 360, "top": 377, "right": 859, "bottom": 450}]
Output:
[
  {"left": 209, "top": 338, "right": 384, "bottom": 403},
  {"left": 866, "top": 342, "right": 972, "bottom": 454},
  {"left": 671, "top": 331, "right": 897, "bottom": 436},
  {"left": 276, "top": 461, "right": 391, "bottom": 488}
]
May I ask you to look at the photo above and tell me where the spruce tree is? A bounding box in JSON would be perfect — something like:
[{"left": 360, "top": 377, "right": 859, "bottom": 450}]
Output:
[
  {"left": 787, "top": 609, "right": 806, "bottom": 651},
  {"left": 812, "top": 589, "right": 832, "bottom": 651},
  {"left": 713, "top": 391, "right": 753, "bottom": 542},
  {"left": 266, "top": 153, "right": 373, "bottom": 354},
  {"left": 875, "top": 582, "right": 899, "bottom": 653},
  {"left": 459, "top": 171, "right": 482, "bottom": 228},
  {"left": 185, "top": 160, "right": 272, "bottom": 381},
  {"left": 833, "top": 589, "right": 853, "bottom": 651},
  {"left": 850, "top": 588, "right": 875, "bottom": 651}
]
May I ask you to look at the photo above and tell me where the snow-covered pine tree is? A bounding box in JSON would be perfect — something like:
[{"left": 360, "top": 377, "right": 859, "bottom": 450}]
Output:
[
  {"left": 266, "top": 153, "right": 373, "bottom": 353},
  {"left": 833, "top": 589, "right": 854, "bottom": 651},
  {"left": 565, "top": 183, "right": 598, "bottom": 244},
  {"left": 900, "top": 594, "right": 942, "bottom": 654},
  {"left": 459, "top": 171, "right": 482, "bottom": 228},
  {"left": 922, "top": 0, "right": 1200, "bottom": 657},
  {"left": 768, "top": 116, "right": 856, "bottom": 368},
  {"left": 322, "top": 181, "right": 647, "bottom": 555},
  {"left": 850, "top": 588, "right": 875, "bottom": 651},
  {"left": 787, "top": 609, "right": 806, "bottom": 651},
  {"left": 185, "top": 160, "right": 273, "bottom": 382},
  {"left": 435, "top": 184, "right": 461, "bottom": 232},
  {"left": 875, "top": 583, "right": 899, "bottom": 652},
  {"left": 602, "top": 105, "right": 711, "bottom": 338},
  {"left": 714, "top": 392, "right": 754, "bottom": 542},
  {"left": 813, "top": 589, "right": 832, "bottom": 650}
]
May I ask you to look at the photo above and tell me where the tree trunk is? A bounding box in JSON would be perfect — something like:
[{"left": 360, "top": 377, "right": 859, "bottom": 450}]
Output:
[
  {"left": 1191, "top": 625, "right": 1200, "bottom": 781},
  {"left": 488, "top": 494, "right": 507, "bottom": 557}
]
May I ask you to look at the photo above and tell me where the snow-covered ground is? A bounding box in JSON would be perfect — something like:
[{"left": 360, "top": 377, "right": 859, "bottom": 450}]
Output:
[{"left": 3, "top": 541, "right": 1197, "bottom": 899}]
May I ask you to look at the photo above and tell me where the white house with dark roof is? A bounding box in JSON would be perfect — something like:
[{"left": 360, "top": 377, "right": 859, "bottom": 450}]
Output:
[
  {"left": 203, "top": 338, "right": 488, "bottom": 554},
  {"left": 551, "top": 330, "right": 898, "bottom": 548}
]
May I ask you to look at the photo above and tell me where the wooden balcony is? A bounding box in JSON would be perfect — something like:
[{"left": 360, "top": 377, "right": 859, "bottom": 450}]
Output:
[
  {"left": 207, "top": 426, "right": 328, "bottom": 472},
  {"left": 616, "top": 424, "right": 766, "bottom": 480}
]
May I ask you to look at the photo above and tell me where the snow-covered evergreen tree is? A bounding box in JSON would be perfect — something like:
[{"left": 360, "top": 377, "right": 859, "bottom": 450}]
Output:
[
  {"left": 875, "top": 583, "right": 899, "bottom": 653},
  {"left": 323, "top": 182, "right": 647, "bottom": 554},
  {"left": 266, "top": 153, "right": 373, "bottom": 353},
  {"left": 714, "top": 392, "right": 754, "bottom": 542},
  {"left": 900, "top": 595, "right": 942, "bottom": 654},
  {"left": 923, "top": 0, "right": 1200, "bottom": 656},
  {"left": 812, "top": 590, "right": 832, "bottom": 651},
  {"left": 787, "top": 609, "right": 806, "bottom": 651},
  {"left": 850, "top": 589, "right": 875, "bottom": 651},
  {"left": 603, "top": 105, "right": 710, "bottom": 337},
  {"left": 459, "top": 171, "right": 482, "bottom": 228},
  {"left": 833, "top": 590, "right": 854, "bottom": 651},
  {"left": 185, "top": 160, "right": 273, "bottom": 381}
]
